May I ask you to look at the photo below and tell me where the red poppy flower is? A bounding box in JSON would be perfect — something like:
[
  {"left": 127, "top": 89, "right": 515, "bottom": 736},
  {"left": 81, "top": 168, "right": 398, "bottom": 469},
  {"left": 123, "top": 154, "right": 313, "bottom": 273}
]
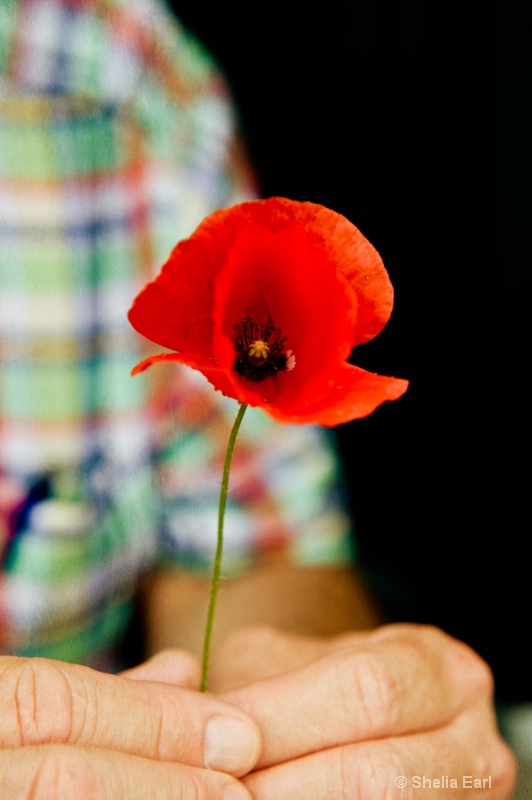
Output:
[{"left": 128, "top": 197, "right": 408, "bottom": 426}]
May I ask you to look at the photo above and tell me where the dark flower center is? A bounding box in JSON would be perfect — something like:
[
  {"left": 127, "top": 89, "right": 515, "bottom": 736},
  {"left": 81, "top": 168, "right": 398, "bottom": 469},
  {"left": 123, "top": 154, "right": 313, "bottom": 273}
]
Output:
[{"left": 232, "top": 315, "right": 295, "bottom": 382}]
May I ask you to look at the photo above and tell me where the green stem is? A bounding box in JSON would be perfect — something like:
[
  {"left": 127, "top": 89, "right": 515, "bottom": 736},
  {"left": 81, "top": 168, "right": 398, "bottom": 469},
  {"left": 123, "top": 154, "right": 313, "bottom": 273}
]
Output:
[{"left": 200, "top": 402, "right": 248, "bottom": 692}]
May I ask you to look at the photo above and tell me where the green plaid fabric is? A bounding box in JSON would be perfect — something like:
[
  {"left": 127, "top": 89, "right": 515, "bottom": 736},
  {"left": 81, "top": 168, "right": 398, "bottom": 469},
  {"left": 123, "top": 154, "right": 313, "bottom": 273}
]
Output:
[{"left": 0, "top": 0, "right": 353, "bottom": 670}]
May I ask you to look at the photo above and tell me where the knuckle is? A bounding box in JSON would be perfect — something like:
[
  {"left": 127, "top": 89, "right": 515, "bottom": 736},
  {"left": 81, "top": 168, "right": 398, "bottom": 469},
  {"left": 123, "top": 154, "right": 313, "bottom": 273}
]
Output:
[
  {"left": 375, "top": 623, "right": 443, "bottom": 661},
  {"left": 376, "top": 623, "right": 496, "bottom": 699},
  {"left": 337, "top": 744, "right": 408, "bottom": 800},
  {"left": 472, "top": 735, "right": 518, "bottom": 799},
  {"left": 437, "top": 628, "right": 496, "bottom": 700},
  {"left": 342, "top": 650, "right": 402, "bottom": 732},
  {"left": 460, "top": 647, "right": 495, "bottom": 695},
  {"left": 494, "top": 741, "right": 518, "bottom": 798},
  {"left": 13, "top": 659, "right": 75, "bottom": 745}
]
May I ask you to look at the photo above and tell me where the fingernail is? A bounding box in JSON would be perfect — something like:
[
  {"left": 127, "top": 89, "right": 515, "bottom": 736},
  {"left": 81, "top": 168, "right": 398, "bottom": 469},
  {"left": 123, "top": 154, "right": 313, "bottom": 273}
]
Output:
[
  {"left": 223, "top": 783, "right": 252, "bottom": 800},
  {"left": 204, "top": 714, "right": 260, "bottom": 775}
]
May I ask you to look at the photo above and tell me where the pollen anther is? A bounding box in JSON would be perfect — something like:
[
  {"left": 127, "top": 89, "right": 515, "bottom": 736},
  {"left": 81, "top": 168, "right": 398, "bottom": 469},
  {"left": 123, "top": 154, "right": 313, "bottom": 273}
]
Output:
[
  {"left": 232, "top": 315, "right": 294, "bottom": 382},
  {"left": 248, "top": 340, "right": 270, "bottom": 360}
]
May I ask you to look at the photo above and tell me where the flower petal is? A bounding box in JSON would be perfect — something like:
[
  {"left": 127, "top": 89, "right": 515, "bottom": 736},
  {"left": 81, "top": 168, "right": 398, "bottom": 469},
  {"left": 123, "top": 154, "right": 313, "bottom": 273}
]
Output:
[
  {"left": 128, "top": 198, "right": 408, "bottom": 425},
  {"left": 128, "top": 209, "right": 240, "bottom": 357},
  {"left": 255, "top": 363, "right": 409, "bottom": 426},
  {"left": 227, "top": 198, "right": 394, "bottom": 347},
  {"left": 211, "top": 219, "right": 357, "bottom": 405},
  {"left": 131, "top": 351, "right": 243, "bottom": 400}
]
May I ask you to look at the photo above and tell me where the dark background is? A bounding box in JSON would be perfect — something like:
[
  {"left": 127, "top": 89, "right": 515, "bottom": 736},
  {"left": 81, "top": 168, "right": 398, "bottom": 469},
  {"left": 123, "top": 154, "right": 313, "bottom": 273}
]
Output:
[{"left": 172, "top": 2, "right": 531, "bottom": 702}]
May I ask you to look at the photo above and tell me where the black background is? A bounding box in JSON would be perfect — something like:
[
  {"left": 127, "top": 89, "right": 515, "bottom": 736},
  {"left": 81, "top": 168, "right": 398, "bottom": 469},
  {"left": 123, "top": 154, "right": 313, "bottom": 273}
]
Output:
[{"left": 172, "top": 2, "right": 531, "bottom": 702}]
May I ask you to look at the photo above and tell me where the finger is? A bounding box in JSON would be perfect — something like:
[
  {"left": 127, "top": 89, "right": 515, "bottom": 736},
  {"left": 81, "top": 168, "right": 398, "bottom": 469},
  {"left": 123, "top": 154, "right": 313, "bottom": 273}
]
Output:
[
  {"left": 0, "top": 656, "right": 261, "bottom": 776},
  {"left": 223, "top": 624, "right": 495, "bottom": 768},
  {"left": 0, "top": 744, "right": 253, "bottom": 800},
  {"left": 210, "top": 624, "right": 391, "bottom": 693},
  {"left": 210, "top": 625, "right": 329, "bottom": 691},
  {"left": 243, "top": 714, "right": 517, "bottom": 800},
  {"left": 121, "top": 649, "right": 201, "bottom": 689}
]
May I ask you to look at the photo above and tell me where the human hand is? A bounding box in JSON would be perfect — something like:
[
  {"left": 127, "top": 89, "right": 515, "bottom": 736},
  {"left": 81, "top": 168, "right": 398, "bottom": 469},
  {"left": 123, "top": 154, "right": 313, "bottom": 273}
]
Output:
[
  {"left": 0, "top": 651, "right": 260, "bottom": 799},
  {"left": 210, "top": 624, "right": 517, "bottom": 799}
]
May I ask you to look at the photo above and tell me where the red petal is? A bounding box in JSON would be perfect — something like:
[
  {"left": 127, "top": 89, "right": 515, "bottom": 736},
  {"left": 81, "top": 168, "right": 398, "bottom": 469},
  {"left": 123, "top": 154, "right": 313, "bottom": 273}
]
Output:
[
  {"left": 131, "top": 351, "right": 245, "bottom": 401},
  {"left": 128, "top": 198, "right": 391, "bottom": 356},
  {"left": 256, "top": 363, "right": 409, "bottom": 426},
  {"left": 130, "top": 353, "right": 183, "bottom": 375},
  {"left": 211, "top": 220, "right": 357, "bottom": 405},
  {"left": 128, "top": 208, "right": 241, "bottom": 357},
  {"left": 128, "top": 198, "right": 407, "bottom": 424},
  {"left": 226, "top": 198, "right": 394, "bottom": 347}
]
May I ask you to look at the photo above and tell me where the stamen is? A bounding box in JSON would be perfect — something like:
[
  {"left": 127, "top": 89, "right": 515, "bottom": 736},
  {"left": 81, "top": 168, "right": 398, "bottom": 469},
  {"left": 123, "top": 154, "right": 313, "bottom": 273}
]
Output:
[
  {"left": 232, "top": 315, "right": 295, "bottom": 382},
  {"left": 285, "top": 350, "right": 296, "bottom": 371}
]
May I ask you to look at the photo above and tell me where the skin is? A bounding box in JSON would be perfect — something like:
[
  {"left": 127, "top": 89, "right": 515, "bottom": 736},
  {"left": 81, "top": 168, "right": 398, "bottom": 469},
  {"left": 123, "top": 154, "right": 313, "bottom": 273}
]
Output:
[
  {"left": 0, "top": 565, "right": 517, "bottom": 798},
  {"left": 0, "top": 653, "right": 259, "bottom": 799},
  {"left": 213, "top": 625, "right": 518, "bottom": 800},
  {"left": 143, "top": 565, "right": 517, "bottom": 800}
]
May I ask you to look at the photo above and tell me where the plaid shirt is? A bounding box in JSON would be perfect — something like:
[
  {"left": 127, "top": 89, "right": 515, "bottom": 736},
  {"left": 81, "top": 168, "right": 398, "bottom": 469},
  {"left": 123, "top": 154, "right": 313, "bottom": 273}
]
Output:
[{"left": 0, "top": 0, "right": 353, "bottom": 669}]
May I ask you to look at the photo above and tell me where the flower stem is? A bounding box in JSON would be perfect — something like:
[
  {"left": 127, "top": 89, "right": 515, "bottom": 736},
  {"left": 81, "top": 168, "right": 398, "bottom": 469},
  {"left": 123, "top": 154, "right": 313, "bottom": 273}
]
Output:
[{"left": 200, "top": 402, "right": 248, "bottom": 692}]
